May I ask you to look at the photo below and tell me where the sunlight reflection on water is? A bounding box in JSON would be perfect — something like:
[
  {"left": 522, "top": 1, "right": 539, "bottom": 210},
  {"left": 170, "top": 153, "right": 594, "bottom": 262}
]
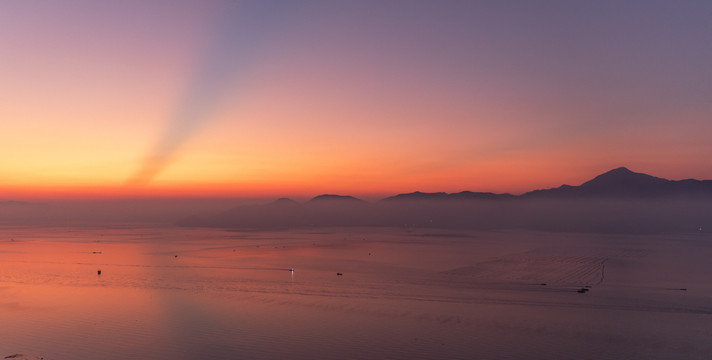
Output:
[{"left": 1, "top": 225, "right": 711, "bottom": 359}]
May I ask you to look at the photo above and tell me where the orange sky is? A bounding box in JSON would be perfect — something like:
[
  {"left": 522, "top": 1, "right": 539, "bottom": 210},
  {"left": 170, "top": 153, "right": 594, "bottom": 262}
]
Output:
[{"left": 1, "top": 1, "right": 711, "bottom": 200}]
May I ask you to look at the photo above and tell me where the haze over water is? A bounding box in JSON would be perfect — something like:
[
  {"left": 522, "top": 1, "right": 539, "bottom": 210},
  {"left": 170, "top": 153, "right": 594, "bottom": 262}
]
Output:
[{"left": 2, "top": 225, "right": 711, "bottom": 359}]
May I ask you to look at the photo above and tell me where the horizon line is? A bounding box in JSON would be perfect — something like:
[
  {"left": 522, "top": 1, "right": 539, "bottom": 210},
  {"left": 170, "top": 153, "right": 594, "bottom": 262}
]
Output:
[{"left": 3, "top": 166, "right": 710, "bottom": 202}]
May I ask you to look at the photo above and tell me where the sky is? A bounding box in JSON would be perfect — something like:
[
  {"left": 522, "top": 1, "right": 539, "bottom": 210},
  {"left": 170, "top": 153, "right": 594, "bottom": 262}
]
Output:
[{"left": 1, "top": 0, "right": 711, "bottom": 200}]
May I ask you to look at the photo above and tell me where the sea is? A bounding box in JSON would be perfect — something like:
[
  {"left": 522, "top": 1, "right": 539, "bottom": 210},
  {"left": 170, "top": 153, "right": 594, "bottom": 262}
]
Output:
[{"left": 1, "top": 225, "right": 710, "bottom": 359}]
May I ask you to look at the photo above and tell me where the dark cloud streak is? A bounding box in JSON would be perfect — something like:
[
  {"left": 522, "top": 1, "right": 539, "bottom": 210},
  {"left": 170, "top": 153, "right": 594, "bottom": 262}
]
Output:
[{"left": 126, "top": 2, "right": 296, "bottom": 186}]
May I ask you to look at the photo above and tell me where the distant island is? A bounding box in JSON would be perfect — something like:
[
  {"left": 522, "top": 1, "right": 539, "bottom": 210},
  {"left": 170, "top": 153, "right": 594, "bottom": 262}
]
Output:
[{"left": 179, "top": 167, "right": 712, "bottom": 233}]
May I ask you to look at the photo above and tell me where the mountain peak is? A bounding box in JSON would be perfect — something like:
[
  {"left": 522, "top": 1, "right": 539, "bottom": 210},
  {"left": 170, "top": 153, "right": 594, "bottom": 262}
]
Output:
[
  {"left": 381, "top": 191, "right": 448, "bottom": 201},
  {"left": 582, "top": 167, "right": 667, "bottom": 188},
  {"left": 606, "top": 166, "right": 633, "bottom": 175},
  {"left": 594, "top": 167, "right": 646, "bottom": 179},
  {"left": 271, "top": 198, "right": 299, "bottom": 205},
  {"left": 309, "top": 194, "right": 362, "bottom": 202}
]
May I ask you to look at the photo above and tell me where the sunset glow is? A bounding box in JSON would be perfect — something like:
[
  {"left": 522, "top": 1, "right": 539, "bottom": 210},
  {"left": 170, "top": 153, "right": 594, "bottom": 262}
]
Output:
[{"left": 2, "top": 1, "right": 711, "bottom": 200}]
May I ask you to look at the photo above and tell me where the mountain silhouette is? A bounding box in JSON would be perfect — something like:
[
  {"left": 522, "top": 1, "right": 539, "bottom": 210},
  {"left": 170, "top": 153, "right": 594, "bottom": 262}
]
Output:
[
  {"left": 271, "top": 197, "right": 300, "bottom": 206},
  {"left": 523, "top": 167, "right": 712, "bottom": 198},
  {"left": 382, "top": 191, "right": 448, "bottom": 201},
  {"left": 179, "top": 167, "right": 712, "bottom": 233},
  {"left": 383, "top": 191, "right": 515, "bottom": 201},
  {"left": 309, "top": 194, "right": 363, "bottom": 203}
]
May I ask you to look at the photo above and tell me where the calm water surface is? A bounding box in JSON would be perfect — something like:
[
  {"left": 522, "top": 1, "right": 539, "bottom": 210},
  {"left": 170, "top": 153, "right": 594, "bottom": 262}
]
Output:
[{"left": 1, "top": 225, "right": 711, "bottom": 359}]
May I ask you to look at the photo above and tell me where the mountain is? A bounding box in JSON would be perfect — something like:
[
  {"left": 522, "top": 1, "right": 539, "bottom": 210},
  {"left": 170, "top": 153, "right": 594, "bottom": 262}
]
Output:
[
  {"left": 272, "top": 197, "right": 299, "bottom": 205},
  {"left": 450, "top": 191, "right": 516, "bottom": 200},
  {"left": 309, "top": 194, "right": 363, "bottom": 203},
  {"left": 523, "top": 167, "right": 712, "bottom": 198},
  {"left": 178, "top": 168, "right": 712, "bottom": 233},
  {"left": 382, "top": 191, "right": 448, "bottom": 201},
  {"left": 383, "top": 191, "right": 514, "bottom": 201}
]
